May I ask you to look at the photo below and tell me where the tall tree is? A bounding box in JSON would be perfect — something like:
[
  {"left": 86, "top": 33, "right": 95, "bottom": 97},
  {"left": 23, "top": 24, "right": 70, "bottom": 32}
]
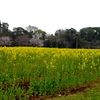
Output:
[
  {"left": 33, "top": 29, "right": 46, "bottom": 40},
  {"left": 12, "top": 27, "right": 32, "bottom": 38},
  {"left": 0, "top": 36, "right": 12, "bottom": 46},
  {"left": 30, "top": 38, "right": 44, "bottom": 47},
  {"left": 13, "top": 35, "right": 31, "bottom": 46},
  {"left": 0, "top": 22, "right": 11, "bottom": 36},
  {"left": 44, "top": 35, "right": 56, "bottom": 47},
  {"left": 26, "top": 25, "right": 38, "bottom": 33}
]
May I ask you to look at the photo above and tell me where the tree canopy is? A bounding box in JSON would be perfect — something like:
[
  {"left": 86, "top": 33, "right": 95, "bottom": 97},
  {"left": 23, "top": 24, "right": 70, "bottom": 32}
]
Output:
[{"left": 0, "top": 21, "right": 100, "bottom": 48}]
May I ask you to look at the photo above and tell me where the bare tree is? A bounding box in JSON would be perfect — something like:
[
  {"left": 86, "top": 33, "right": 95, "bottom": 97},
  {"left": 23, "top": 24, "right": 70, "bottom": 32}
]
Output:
[
  {"left": 0, "top": 36, "right": 12, "bottom": 46},
  {"left": 26, "top": 25, "right": 38, "bottom": 33},
  {"left": 29, "top": 38, "right": 44, "bottom": 47}
]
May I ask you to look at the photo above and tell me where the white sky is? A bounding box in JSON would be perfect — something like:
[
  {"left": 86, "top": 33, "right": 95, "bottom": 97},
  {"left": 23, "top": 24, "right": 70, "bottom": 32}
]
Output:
[{"left": 0, "top": 0, "right": 100, "bottom": 34}]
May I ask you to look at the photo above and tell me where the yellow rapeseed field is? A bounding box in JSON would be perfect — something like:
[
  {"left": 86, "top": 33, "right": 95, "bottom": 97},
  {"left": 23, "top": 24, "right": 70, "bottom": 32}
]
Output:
[{"left": 0, "top": 47, "right": 100, "bottom": 99}]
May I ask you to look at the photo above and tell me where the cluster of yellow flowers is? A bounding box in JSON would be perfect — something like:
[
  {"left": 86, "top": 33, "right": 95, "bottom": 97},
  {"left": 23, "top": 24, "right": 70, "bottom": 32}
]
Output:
[
  {"left": 0, "top": 47, "right": 100, "bottom": 97},
  {"left": 0, "top": 47, "right": 99, "bottom": 70}
]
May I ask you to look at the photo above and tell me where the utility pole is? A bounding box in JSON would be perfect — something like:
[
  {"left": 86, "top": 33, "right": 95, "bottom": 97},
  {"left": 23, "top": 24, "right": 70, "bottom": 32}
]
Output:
[{"left": 76, "top": 38, "right": 78, "bottom": 48}]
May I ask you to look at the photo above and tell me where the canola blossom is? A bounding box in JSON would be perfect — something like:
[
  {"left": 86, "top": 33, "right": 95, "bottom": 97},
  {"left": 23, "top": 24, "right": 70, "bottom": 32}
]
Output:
[{"left": 0, "top": 47, "right": 100, "bottom": 99}]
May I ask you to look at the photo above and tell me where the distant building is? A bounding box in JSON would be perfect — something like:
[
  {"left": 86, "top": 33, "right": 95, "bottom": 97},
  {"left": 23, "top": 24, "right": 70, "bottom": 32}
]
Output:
[{"left": 32, "top": 33, "right": 42, "bottom": 39}]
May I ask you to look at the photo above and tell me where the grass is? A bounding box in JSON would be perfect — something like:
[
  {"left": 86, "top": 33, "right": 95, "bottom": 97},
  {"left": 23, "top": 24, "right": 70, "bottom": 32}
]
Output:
[{"left": 47, "top": 82, "right": 100, "bottom": 100}]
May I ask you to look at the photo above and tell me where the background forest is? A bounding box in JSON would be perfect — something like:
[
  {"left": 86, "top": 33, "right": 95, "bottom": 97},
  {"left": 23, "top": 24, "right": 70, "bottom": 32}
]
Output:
[{"left": 0, "top": 21, "right": 100, "bottom": 48}]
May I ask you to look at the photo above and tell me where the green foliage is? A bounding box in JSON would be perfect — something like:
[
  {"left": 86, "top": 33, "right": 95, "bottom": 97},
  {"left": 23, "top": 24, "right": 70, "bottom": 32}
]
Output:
[
  {"left": 0, "top": 86, "right": 28, "bottom": 100},
  {"left": 0, "top": 47, "right": 100, "bottom": 99},
  {"left": 34, "top": 29, "right": 46, "bottom": 40}
]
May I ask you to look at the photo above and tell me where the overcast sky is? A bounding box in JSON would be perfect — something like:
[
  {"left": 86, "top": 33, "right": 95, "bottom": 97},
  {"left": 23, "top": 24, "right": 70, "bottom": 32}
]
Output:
[{"left": 1, "top": 0, "right": 100, "bottom": 34}]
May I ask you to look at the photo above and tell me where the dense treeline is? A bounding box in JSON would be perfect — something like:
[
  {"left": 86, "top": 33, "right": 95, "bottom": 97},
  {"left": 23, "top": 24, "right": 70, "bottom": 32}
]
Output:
[
  {"left": 0, "top": 21, "right": 100, "bottom": 48},
  {"left": 45, "top": 27, "right": 100, "bottom": 48}
]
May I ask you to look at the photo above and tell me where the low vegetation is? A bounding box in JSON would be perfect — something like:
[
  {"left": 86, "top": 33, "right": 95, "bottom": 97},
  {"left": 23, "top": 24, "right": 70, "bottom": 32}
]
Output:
[
  {"left": 47, "top": 82, "right": 100, "bottom": 100},
  {"left": 0, "top": 47, "right": 100, "bottom": 100}
]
